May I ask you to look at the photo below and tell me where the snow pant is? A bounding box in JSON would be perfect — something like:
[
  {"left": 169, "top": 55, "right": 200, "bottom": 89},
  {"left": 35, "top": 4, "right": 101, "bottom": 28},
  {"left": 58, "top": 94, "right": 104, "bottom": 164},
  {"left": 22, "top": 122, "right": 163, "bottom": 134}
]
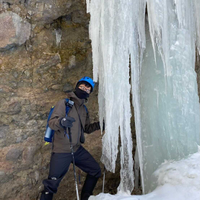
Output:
[{"left": 40, "top": 145, "right": 101, "bottom": 200}]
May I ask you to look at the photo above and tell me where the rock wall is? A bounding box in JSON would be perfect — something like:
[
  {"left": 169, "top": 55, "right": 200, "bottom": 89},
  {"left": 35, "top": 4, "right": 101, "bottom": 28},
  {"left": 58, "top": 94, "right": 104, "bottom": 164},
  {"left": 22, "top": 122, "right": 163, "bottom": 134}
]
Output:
[
  {"left": 0, "top": 1, "right": 109, "bottom": 200},
  {"left": 196, "top": 52, "right": 200, "bottom": 98}
]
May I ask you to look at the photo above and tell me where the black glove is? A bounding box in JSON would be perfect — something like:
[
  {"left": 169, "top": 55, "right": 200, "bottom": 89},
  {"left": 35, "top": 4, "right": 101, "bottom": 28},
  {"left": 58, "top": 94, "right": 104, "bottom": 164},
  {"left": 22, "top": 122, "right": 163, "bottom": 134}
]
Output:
[{"left": 60, "top": 116, "right": 75, "bottom": 128}]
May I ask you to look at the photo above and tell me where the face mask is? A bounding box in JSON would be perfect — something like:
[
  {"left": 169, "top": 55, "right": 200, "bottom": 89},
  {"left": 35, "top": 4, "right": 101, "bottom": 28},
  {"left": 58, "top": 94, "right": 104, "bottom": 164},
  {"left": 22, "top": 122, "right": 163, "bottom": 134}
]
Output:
[{"left": 75, "top": 87, "right": 89, "bottom": 99}]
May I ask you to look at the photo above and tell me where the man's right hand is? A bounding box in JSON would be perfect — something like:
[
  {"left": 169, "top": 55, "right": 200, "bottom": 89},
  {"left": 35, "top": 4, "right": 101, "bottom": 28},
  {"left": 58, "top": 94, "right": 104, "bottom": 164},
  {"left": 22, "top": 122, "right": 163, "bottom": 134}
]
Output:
[{"left": 60, "top": 116, "right": 76, "bottom": 128}]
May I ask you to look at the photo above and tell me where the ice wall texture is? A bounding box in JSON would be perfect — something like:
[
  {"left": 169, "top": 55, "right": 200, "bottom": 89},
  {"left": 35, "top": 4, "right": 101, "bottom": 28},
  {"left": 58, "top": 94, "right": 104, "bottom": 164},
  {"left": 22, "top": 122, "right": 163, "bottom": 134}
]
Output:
[{"left": 86, "top": 0, "right": 200, "bottom": 194}]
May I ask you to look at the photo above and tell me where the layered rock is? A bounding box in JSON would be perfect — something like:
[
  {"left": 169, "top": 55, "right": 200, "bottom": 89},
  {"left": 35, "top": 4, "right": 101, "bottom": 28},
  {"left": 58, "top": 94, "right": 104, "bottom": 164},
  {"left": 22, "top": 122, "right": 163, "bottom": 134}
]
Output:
[
  {"left": 0, "top": 11, "right": 31, "bottom": 51},
  {"left": 0, "top": 1, "right": 102, "bottom": 200}
]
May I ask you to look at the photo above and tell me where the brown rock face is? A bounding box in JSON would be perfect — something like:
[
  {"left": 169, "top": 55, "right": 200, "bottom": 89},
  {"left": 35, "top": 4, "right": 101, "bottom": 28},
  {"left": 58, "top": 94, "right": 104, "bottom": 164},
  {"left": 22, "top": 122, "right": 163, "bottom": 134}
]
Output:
[
  {"left": 196, "top": 53, "right": 200, "bottom": 98},
  {"left": 0, "top": 12, "right": 31, "bottom": 51},
  {"left": 0, "top": 1, "right": 110, "bottom": 200}
]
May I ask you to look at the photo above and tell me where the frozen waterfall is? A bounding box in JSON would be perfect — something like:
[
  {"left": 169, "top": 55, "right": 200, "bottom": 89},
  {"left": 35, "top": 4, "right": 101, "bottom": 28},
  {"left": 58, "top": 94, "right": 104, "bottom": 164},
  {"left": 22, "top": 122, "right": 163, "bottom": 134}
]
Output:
[{"left": 86, "top": 0, "right": 200, "bottom": 194}]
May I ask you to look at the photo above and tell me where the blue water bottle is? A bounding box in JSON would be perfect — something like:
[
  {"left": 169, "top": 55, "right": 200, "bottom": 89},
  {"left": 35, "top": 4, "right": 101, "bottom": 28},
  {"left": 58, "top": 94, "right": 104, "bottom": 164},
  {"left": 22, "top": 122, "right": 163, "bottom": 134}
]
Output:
[
  {"left": 44, "top": 106, "right": 55, "bottom": 144},
  {"left": 44, "top": 126, "right": 54, "bottom": 142}
]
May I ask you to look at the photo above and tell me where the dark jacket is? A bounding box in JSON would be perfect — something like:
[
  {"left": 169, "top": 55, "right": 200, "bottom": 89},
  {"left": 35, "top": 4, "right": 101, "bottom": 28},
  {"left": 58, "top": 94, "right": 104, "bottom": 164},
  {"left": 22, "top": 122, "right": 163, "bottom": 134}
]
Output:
[{"left": 49, "top": 92, "right": 100, "bottom": 153}]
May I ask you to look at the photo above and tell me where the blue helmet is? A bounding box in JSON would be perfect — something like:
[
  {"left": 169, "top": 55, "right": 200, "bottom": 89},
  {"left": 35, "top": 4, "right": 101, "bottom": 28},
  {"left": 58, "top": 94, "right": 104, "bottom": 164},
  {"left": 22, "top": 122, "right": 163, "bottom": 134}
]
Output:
[{"left": 77, "top": 76, "right": 95, "bottom": 92}]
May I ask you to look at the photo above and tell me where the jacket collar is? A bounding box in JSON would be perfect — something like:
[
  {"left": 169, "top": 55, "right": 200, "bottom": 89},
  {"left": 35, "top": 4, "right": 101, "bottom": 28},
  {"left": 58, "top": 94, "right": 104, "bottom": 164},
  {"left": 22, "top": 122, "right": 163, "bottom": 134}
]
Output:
[{"left": 67, "top": 92, "right": 86, "bottom": 106}]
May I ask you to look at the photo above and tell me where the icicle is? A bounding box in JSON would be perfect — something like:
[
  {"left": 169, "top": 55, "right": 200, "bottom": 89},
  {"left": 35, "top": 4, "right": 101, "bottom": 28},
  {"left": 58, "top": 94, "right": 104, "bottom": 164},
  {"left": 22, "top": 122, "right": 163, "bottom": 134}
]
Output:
[
  {"left": 86, "top": 0, "right": 102, "bottom": 82},
  {"left": 87, "top": 0, "right": 138, "bottom": 193},
  {"left": 129, "top": 0, "right": 147, "bottom": 193}
]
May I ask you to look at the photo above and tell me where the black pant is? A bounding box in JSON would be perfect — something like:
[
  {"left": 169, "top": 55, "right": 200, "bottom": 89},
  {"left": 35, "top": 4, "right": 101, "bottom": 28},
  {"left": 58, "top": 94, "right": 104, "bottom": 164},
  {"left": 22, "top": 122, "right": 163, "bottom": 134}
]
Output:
[{"left": 42, "top": 145, "right": 101, "bottom": 194}]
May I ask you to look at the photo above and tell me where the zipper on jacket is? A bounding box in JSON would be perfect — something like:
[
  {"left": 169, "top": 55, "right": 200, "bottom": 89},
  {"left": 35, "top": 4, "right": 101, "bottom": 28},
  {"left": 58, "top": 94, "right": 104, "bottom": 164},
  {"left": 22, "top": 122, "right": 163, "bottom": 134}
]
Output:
[{"left": 74, "top": 105, "right": 83, "bottom": 145}]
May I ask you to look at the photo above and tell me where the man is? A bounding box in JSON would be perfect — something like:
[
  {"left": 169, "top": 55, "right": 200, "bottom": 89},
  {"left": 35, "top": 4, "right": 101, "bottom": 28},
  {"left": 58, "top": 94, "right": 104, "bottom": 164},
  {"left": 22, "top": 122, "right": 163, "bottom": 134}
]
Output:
[{"left": 40, "top": 76, "right": 102, "bottom": 200}]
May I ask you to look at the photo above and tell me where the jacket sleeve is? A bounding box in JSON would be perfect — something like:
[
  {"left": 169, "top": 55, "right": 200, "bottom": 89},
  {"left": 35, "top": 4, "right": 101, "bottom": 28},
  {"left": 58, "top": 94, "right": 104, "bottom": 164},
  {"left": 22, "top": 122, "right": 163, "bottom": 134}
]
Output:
[
  {"left": 48, "top": 99, "right": 66, "bottom": 131},
  {"left": 84, "top": 112, "right": 101, "bottom": 134}
]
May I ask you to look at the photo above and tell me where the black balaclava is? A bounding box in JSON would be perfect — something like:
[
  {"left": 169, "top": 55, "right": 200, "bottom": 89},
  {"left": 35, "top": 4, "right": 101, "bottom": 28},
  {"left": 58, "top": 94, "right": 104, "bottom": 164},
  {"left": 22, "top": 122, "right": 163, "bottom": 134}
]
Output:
[{"left": 74, "top": 84, "right": 90, "bottom": 99}]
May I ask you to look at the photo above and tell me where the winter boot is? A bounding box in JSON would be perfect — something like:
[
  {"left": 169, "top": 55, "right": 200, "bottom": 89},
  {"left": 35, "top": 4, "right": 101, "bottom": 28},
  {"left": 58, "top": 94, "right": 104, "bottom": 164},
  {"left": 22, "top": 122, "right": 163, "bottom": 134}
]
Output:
[
  {"left": 81, "top": 174, "right": 99, "bottom": 200},
  {"left": 40, "top": 191, "right": 53, "bottom": 200},
  {"left": 81, "top": 193, "right": 90, "bottom": 200}
]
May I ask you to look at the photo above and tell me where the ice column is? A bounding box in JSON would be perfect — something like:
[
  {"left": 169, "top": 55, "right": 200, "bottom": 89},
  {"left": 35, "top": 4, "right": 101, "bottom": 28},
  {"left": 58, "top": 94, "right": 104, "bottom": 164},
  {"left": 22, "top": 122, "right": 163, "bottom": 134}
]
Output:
[
  {"left": 140, "top": 0, "right": 200, "bottom": 192},
  {"left": 86, "top": 0, "right": 146, "bottom": 193}
]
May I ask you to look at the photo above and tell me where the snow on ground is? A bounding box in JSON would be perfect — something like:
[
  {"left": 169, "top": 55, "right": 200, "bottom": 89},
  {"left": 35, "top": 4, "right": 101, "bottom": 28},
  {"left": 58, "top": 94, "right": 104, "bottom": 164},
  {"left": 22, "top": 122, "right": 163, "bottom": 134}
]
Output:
[{"left": 90, "top": 149, "right": 200, "bottom": 200}]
